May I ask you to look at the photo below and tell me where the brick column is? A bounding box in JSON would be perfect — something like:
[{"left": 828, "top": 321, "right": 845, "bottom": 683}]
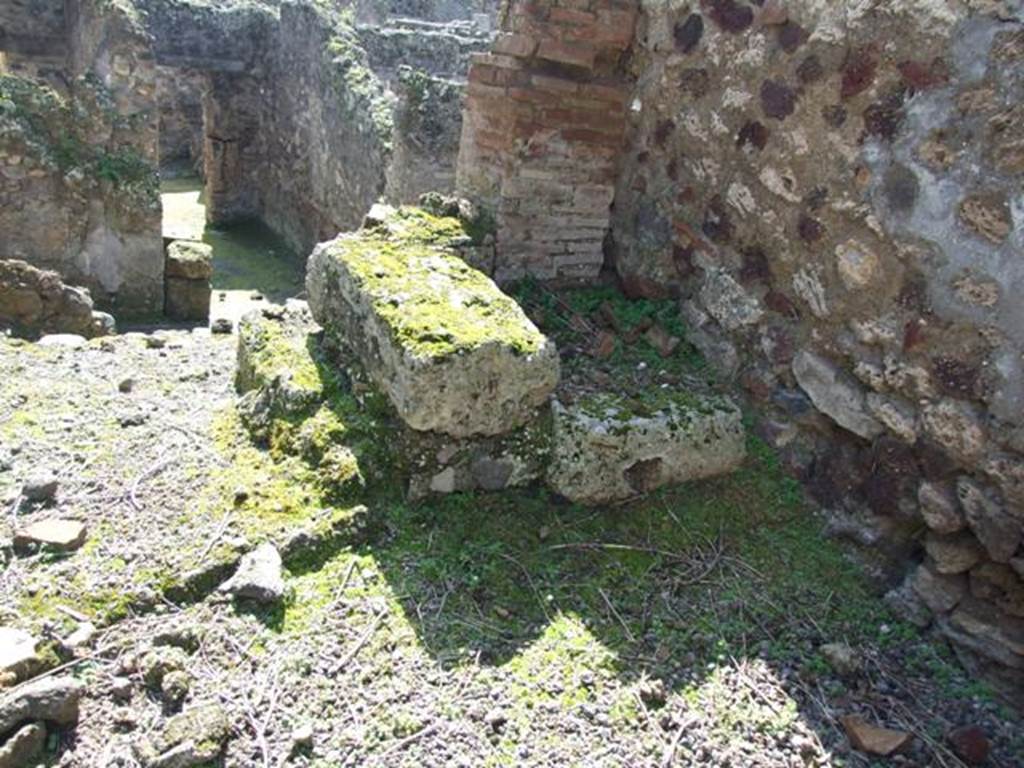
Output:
[{"left": 456, "top": 0, "right": 637, "bottom": 284}]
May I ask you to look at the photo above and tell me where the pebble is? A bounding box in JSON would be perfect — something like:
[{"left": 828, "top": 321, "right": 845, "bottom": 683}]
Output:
[
  {"left": 218, "top": 542, "right": 286, "bottom": 603},
  {"left": 109, "top": 676, "right": 133, "bottom": 701},
  {"left": 484, "top": 707, "right": 507, "bottom": 730},
  {"left": 63, "top": 621, "right": 97, "bottom": 651},
  {"left": 290, "top": 723, "right": 315, "bottom": 751},
  {"left": 118, "top": 376, "right": 136, "bottom": 393},
  {"left": 22, "top": 474, "right": 58, "bottom": 502},
  {"left": 211, "top": 318, "right": 233, "bottom": 334},
  {"left": 13, "top": 519, "right": 88, "bottom": 552},
  {"left": 948, "top": 725, "right": 990, "bottom": 765}
]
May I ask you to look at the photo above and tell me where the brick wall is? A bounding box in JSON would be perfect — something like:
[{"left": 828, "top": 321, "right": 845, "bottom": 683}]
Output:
[{"left": 455, "top": 0, "right": 636, "bottom": 284}]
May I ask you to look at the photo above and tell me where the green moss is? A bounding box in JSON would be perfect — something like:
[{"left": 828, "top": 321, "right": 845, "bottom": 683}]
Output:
[
  {"left": 324, "top": 207, "right": 545, "bottom": 360},
  {"left": 325, "top": 22, "right": 393, "bottom": 147}
]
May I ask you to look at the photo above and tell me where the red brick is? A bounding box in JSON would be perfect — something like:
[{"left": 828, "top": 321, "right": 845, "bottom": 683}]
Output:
[
  {"left": 530, "top": 73, "right": 580, "bottom": 94},
  {"left": 493, "top": 33, "right": 538, "bottom": 58},
  {"left": 550, "top": 7, "right": 597, "bottom": 25},
  {"left": 536, "top": 39, "right": 596, "bottom": 70},
  {"left": 561, "top": 127, "right": 623, "bottom": 147}
]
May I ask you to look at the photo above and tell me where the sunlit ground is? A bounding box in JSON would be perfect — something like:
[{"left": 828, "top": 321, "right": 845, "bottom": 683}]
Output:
[{"left": 160, "top": 175, "right": 306, "bottom": 325}]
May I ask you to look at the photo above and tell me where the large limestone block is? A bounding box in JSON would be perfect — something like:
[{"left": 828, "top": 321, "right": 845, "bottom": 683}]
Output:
[
  {"left": 546, "top": 392, "right": 746, "bottom": 505},
  {"left": 306, "top": 207, "right": 559, "bottom": 437}
]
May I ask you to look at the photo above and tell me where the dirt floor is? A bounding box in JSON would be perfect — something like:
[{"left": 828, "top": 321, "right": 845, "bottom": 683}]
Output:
[{"left": 2, "top": 282, "right": 1023, "bottom": 767}]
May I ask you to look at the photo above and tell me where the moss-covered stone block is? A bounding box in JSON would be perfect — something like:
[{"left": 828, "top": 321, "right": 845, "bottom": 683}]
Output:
[
  {"left": 546, "top": 391, "right": 746, "bottom": 505},
  {"left": 234, "top": 303, "right": 553, "bottom": 498},
  {"left": 306, "top": 205, "right": 559, "bottom": 438}
]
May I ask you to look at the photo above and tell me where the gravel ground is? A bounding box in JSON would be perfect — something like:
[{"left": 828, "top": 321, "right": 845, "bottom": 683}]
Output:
[{"left": 1, "top": 328, "right": 1022, "bottom": 768}]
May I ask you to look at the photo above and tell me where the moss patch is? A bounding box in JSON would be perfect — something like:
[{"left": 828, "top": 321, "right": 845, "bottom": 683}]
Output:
[{"left": 322, "top": 207, "right": 546, "bottom": 360}]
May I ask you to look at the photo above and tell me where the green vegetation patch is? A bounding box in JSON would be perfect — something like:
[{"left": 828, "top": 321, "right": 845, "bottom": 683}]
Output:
[
  {"left": 323, "top": 207, "right": 546, "bottom": 360},
  {"left": 0, "top": 74, "right": 157, "bottom": 199}
]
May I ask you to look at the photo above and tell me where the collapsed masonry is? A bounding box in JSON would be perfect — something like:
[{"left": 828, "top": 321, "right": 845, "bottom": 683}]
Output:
[
  {"left": 454, "top": 0, "right": 1024, "bottom": 705},
  {"left": 236, "top": 203, "right": 745, "bottom": 503}
]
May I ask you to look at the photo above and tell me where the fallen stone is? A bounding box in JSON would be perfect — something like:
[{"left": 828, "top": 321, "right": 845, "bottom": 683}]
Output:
[
  {"left": 13, "top": 519, "right": 87, "bottom": 552},
  {"left": 290, "top": 723, "right": 315, "bottom": 752},
  {"left": 820, "top": 643, "right": 861, "bottom": 676},
  {"left": 37, "top": 334, "right": 86, "bottom": 349},
  {"left": 840, "top": 714, "right": 912, "bottom": 756},
  {"left": 141, "top": 646, "right": 189, "bottom": 689},
  {"left": 109, "top": 677, "right": 133, "bottom": 701},
  {"left": 0, "top": 721, "right": 45, "bottom": 768},
  {"left": 160, "top": 670, "right": 191, "bottom": 704},
  {"left": 306, "top": 206, "right": 559, "bottom": 437},
  {"left": 211, "top": 318, "right": 233, "bottom": 334},
  {"left": 792, "top": 351, "right": 883, "bottom": 440},
  {"left": 0, "top": 676, "right": 83, "bottom": 734},
  {"left": 62, "top": 622, "right": 97, "bottom": 651},
  {"left": 0, "top": 259, "right": 108, "bottom": 340},
  {"left": 218, "top": 542, "right": 285, "bottom": 603},
  {"left": 546, "top": 391, "right": 745, "bottom": 505},
  {"left": 947, "top": 725, "right": 991, "bottom": 765},
  {"left": 118, "top": 376, "right": 136, "bottom": 393},
  {"left": 0, "top": 628, "right": 38, "bottom": 682},
  {"left": 21, "top": 475, "right": 57, "bottom": 502},
  {"left": 134, "top": 703, "right": 231, "bottom": 768}
]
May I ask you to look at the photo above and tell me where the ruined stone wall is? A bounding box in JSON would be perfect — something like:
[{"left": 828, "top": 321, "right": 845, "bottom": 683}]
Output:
[
  {"left": 606, "top": 0, "right": 1024, "bottom": 703},
  {"left": 155, "top": 66, "right": 205, "bottom": 171},
  {"left": 0, "top": 0, "right": 163, "bottom": 317},
  {"left": 0, "top": 0, "right": 67, "bottom": 84},
  {"left": 455, "top": 0, "right": 637, "bottom": 283},
  {"left": 254, "top": 1, "right": 393, "bottom": 255},
  {"left": 204, "top": 72, "right": 263, "bottom": 224}
]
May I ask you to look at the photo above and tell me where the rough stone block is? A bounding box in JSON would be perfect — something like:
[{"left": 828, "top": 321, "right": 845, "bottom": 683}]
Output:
[
  {"left": 13, "top": 519, "right": 87, "bottom": 552},
  {"left": 165, "top": 276, "right": 211, "bottom": 322},
  {"left": 165, "top": 240, "right": 213, "bottom": 280},
  {"left": 546, "top": 391, "right": 746, "bottom": 505},
  {"left": 792, "top": 351, "right": 883, "bottom": 440},
  {"left": 306, "top": 206, "right": 559, "bottom": 438}
]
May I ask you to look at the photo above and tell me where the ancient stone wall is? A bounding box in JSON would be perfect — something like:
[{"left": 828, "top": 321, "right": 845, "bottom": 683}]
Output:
[
  {"left": 254, "top": 1, "right": 393, "bottom": 255},
  {"left": 204, "top": 72, "right": 263, "bottom": 224},
  {"left": 455, "top": 0, "right": 637, "bottom": 283},
  {"left": 603, "top": 0, "right": 1024, "bottom": 703},
  {"left": 0, "top": 0, "right": 163, "bottom": 317},
  {"left": 155, "top": 66, "right": 205, "bottom": 171},
  {"left": 0, "top": 0, "right": 67, "bottom": 84}
]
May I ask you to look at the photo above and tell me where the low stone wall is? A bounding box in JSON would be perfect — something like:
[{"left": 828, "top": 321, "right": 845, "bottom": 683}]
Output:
[{"left": 455, "top": 0, "right": 637, "bottom": 284}]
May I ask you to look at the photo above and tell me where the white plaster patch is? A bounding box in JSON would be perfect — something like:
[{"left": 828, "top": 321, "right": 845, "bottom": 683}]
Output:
[
  {"left": 681, "top": 112, "right": 708, "bottom": 142},
  {"left": 759, "top": 166, "right": 801, "bottom": 203},
  {"left": 793, "top": 267, "right": 829, "bottom": 318},
  {"left": 726, "top": 182, "right": 757, "bottom": 217},
  {"left": 722, "top": 87, "right": 752, "bottom": 110}
]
